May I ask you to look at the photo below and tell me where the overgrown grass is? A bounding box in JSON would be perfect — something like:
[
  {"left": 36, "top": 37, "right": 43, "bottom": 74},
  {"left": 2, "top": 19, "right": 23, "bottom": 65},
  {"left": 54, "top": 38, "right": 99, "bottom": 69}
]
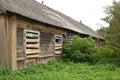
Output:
[{"left": 0, "top": 61, "right": 120, "bottom": 80}]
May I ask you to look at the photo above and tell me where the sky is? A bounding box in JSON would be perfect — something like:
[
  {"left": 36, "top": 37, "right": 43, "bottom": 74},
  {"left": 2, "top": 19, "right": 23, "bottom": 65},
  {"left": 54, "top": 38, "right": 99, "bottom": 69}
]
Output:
[{"left": 36, "top": 0, "right": 118, "bottom": 31}]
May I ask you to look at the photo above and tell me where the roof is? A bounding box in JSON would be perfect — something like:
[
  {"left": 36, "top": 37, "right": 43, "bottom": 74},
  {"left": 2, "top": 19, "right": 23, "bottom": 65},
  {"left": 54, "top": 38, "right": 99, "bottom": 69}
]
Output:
[{"left": 0, "top": 0, "right": 103, "bottom": 39}]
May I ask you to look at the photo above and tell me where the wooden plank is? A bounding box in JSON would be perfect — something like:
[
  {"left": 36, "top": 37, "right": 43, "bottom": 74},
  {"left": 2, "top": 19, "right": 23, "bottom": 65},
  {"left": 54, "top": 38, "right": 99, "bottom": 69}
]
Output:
[
  {"left": 26, "top": 44, "right": 39, "bottom": 48},
  {"left": 26, "top": 33, "right": 39, "bottom": 37},
  {"left": 55, "top": 46, "right": 62, "bottom": 50},
  {"left": 5, "top": 15, "right": 10, "bottom": 65},
  {"left": 55, "top": 44, "right": 62, "bottom": 47},
  {"left": 55, "top": 51, "right": 62, "bottom": 54},
  {"left": 25, "top": 39, "right": 39, "bottom": 42},
  {"left": 55, "top": 37, "right": 63, "bottom": 39},
  {"left": 0, "top": 15, "right": 7, "bottom": 66},
  {"left": 26, "top": 49, "right": 40, "bottom": 54},
  {"left": 9, "top": 15, "right": 17, "bottom": 70}
]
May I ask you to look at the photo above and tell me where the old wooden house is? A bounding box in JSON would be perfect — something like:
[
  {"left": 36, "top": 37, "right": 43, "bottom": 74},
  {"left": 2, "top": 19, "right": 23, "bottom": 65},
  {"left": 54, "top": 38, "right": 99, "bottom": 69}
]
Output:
[{"left": 0, "top": 0, "right": 103, "bottom": 70}]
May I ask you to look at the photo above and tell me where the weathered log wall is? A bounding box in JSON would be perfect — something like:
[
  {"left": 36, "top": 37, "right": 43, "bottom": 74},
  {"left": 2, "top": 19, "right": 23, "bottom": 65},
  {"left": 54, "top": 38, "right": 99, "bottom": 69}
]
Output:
[
  {"left": 0, "top": 14, "right": 104, "bottom": 70},
  {"left": 16, "top": 16, "right": 64, "bottom": 69}
]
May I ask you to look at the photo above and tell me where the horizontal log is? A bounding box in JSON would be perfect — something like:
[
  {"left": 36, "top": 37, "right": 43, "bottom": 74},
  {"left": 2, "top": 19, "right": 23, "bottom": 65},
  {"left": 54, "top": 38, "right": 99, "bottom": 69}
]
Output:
[
  {"left": 26, "top": 54, "right": 39, "bottom": 58},
  {"left": 26, "top": 49, "right": 40, "bottom": 54},
  {"left": 39, "top": 54, "right": 54, "bottom": 58}
]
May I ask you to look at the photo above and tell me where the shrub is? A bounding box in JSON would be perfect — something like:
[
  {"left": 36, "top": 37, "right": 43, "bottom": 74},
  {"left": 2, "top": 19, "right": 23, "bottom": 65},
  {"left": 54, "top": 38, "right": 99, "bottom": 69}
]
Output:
[
  {"left": 92, "top": 46, "right": 117, "bottom": 63},
  {"left": 62, "top": 35, "right": 96, "bottom": 62},
  {"left": 62, "top": 35, "right": 119, "bottom": 65}
]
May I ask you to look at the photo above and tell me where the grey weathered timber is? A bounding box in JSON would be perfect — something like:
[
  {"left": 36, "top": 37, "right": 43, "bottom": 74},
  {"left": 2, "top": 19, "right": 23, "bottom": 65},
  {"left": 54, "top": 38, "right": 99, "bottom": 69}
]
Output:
[
  {"left": 9, "top": 15, "right": 17, "bottom": 70},
  {"left": 0, "top": 15, "right": 7, "bottom": 66}
]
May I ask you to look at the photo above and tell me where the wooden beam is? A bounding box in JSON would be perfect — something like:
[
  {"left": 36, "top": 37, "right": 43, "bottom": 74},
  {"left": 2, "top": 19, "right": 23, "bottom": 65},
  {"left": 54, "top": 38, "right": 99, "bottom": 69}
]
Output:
[
  {"left": 26, "top": 54, "right": 39, "bottom": 59},
  {"left": 26, "top": 49, "right": 40, "bottom": 54},
  {"left": 55, "top": 51, "right": 62, "bottom": 55},
  {"left": 55, "top": 44, "right": 62, "bottom": 47},
  {"left": 25, "top": 33, "right": 39, "bottom": 37},
  {"left": 25, "top": 39, "right": 39, "bottom": 43},
  {"left": 55, "top": 46, "right": 62, "bottom": 50},
  {"left": 0, "top": 15, "right": 7, "bottom": 66},
  {"left": 9, "top": 15, "right": 17, "bottom": 70},
  {"left": 5, "top": 15, "right": 11, "bottom": 66}
]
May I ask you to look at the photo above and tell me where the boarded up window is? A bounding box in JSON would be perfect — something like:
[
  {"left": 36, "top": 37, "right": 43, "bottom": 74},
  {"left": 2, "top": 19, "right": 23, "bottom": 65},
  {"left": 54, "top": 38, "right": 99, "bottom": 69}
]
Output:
[
  {"left": 54, "top": 35, "right": 63, "bottom": 55},
  {"left": 24, "top": 30, "right": 40, "bottom": 58}
]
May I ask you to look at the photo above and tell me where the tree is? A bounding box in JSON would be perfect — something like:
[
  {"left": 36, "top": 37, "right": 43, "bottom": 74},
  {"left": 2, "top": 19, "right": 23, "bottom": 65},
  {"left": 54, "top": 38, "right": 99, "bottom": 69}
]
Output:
[
  {"left": 102, "top": 1, "right": 120, "bottom": 53},
  {"left": 97, "top": 27, "right": 108, "bottom": 38}
]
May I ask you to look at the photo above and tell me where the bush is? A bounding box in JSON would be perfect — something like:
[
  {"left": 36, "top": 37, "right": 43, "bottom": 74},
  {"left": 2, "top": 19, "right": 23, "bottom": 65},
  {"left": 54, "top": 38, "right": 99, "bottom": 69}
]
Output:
[
  {"left": 62, "top": 35, "right": 120, "bottom": 65},
  {"left": 92, "top": 46, "right": 117, "bottom": 63},
  {"left": 62, "top": 35, "right": 96, "bottom": 62}
]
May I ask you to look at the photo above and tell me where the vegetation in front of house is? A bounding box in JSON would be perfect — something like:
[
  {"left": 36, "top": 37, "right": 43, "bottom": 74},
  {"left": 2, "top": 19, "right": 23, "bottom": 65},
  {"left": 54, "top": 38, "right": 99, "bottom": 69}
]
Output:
[
  {"left": 1, "top": 35, "right": 119, "bottom": 80},
  {"left": 0, "top": 36, "right": 120, "bottom": 80},
  {"left": 62, "top": 36, "right": 119, "bottom": 65},
  {"left": 62, "top": 36, "right": 96, "bottom": 62},
  {"left": 0, "top": 61, "right": 120, "bottom": 80},
  {"left": 0, "top": 36, "right": 119, "bottom": 80}
]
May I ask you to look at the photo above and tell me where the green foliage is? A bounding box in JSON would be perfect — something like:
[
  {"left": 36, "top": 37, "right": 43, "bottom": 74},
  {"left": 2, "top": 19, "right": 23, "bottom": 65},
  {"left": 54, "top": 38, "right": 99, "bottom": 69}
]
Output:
[
  {"left": 0, "top": 61, "right": 120, "bottom": 80},
  {"left": 102, "top": 1, "right": 120, "bottom": 54},
  {"left": 62, "top": 35, "right": 96, "bottom": 62},
  {"left": 97, "top": 27, "right": 108, "bottom": 38},
  {"left": 62, "top": 35, "right": 119, "bottom": 64},
  {"left": 0, "top": 66, "right": 11, "bottom": 75},
  {"left": 96, "top": 47, "right": 116, "bottom": 58},
  {"left": 92, "top": 46, "right": 117, "bottom": 64}
]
